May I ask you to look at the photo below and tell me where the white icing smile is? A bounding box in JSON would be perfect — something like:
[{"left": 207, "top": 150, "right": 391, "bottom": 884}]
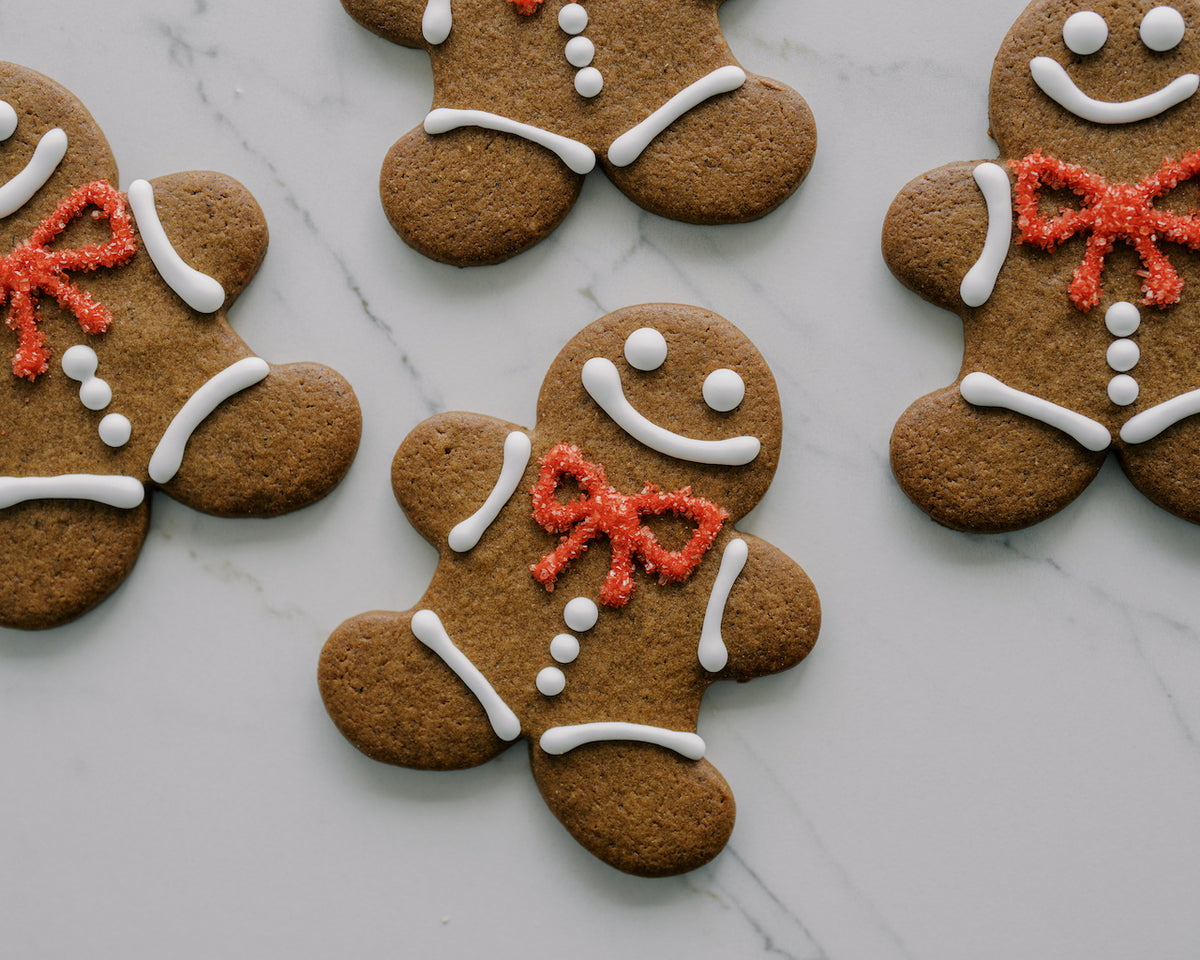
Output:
[
  {"left": 1030, "top": 56, "right": 1199, "bottom": 123},
  {"left": 581, "top": 356, "right": 760, "bottom": 466}
]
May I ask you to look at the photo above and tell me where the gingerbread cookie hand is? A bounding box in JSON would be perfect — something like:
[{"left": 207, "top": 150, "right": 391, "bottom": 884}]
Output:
[
  {"left": 0, "top": 62, "right": 361, "bottom": 629},
  {"left": 319, "top": 303, "right": 819, "bottom": 876},
  {"left": 344, "top": 0, "right": 817, "bottom": 265},
  {"left": 885, "top": 1, "right": 1200, "bottom": 530}
]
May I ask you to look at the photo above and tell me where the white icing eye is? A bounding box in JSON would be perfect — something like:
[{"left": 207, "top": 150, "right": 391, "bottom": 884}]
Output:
[
  {"left": 0, "top": 101, "right": 17, "bottom": 141},
  {"left": 563, "top": 596, "right": 598, "bottom": 632},
  {"left": 623, "top": 327, "right": 668, "bottom": 371},
  {"left": 1063, "top": 11, "right": 1109, "bottom": 55},
  {"left": 1141, "top": 6, "right": 1186, "bottom": 51},
  {"left": 702, "top": 368, "right": 745, "bottom": 412}
]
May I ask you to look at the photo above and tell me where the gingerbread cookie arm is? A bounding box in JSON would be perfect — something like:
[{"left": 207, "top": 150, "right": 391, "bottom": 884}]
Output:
[
  {"left": 391, "top": 412, "right": 532, "bottom": 548},
  {"left": 700, "top": 533, "right": 819, "bottom": 682},
  {"left": 339, "top": 0, "right": 426, "bottom": 47},
  {"left": 882, "top": 161, "right": 1006, "bottom": 313}
]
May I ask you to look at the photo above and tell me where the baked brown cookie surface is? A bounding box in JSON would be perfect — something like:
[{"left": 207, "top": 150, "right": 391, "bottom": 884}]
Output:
[
  {"left": 342, "top": 0, "right": 817, "bottom": 265},
  {"left": 884, "top": 0, "right": 1200, "bottom": 531},
  {"left": 0, "top": 62, "right": 362, "bottom": 630},
  {"left": 319, "top": 303, "right": 819, "bottom": 876}
]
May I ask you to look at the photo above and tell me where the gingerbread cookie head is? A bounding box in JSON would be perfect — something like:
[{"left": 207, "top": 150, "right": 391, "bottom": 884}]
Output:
[
  {"left": 320, "top": 304, "right": 819, "bottom": 877},
  {"left": 883, "top": 2, "right": 1200, "bottom": 531},
  {"left": 339, "top": 0, "right": 817, "bottom": 265},
  {"left": 0, "top": 62, "right": 362, "bottom": 629}
]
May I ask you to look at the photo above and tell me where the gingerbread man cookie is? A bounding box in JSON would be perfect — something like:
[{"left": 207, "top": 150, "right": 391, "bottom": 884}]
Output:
[
  {"left": 885, "top": 0, "right": 1200, "bottom": 531},
  {"left": 340, "top": 0, "right": 817, "bottom": 265},
  {"left": 0, "top": 62, "right": 362, "bottom": 629},
  {"left": 319, "top": 304, "right": 819, "bottom": 876}
]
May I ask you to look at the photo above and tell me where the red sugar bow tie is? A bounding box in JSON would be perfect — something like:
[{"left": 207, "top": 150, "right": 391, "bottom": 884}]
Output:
[
  {"left": 506, "top": 0, "right": 543, "bottom": 13},
  {"left": 530, "top": 443, "right": 728, "bottom": 607},
  {"left": 1012, "top": 150, "right": 1200, "bottom": 311},
  {"left": 2, "top": 180, "right": 137, "bottom": 380}
]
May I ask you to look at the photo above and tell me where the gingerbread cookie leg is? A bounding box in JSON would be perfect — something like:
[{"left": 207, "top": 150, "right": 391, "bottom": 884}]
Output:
[
  {"left": 602, "top": 74, "right": 816, "bottom": 224},
  {"left": 891, "top": 385, "right": 1107, "bottom": 532},
  {"left": 380, "top": 125, "right": 585, "bottom": 266},
  {"left": 530, "top": 741, "right": 735, "bottom": 878},
  {"left": 320, "top": 609, "right": 517, "bottom": 769},
  {"left": 1119, "top": 413, "right": 1200, "bottom": 525}
]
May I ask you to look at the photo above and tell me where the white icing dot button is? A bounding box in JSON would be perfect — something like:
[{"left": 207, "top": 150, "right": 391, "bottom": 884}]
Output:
[
  {"left": 558, "top": 3, "right": 587, "bottom": 34},
  {"left": 574, "top": 67, "right": 603, "bottom": 99},
  {"left": 702, "top": 368, "right": 745, "bottom": 412},
  {"left": 565, "top": 36, "right": 595, "bottom": 68},
  {"left": 1105, "top": 301, "right": 1141, "bottom": 337},
  {"left": 536, "top": 666, "right": 566, "bottom": 697},
  {"left": 563, "top": 596, "right": 598, "bottom": 632},
  {"left": 550, "top": 633, "right": 580, "bottom": 664},
  {"left": 99, "top": 413, "right": 132, "bottom": 448},
  {"left": 624, "top": 327, "right": 668, "bottom": 371},
  {"left": 61, "top": 344, "right": 113, "bottom": 411},
  {"left": 1109, "top": 374, "right": 1140, "bottom": 406},
  {"left": 1107, "top": 338, "right": 1140, "bottom": 372}
]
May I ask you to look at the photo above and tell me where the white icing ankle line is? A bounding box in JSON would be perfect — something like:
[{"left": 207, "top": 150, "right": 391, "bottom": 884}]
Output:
[
  {"left": 581, "top": 356, "right": 760, "bottom": 465},
  {"left": 1029, "top": 56, "right": 1199, "bottom": 124},
  {"left": 423, "top": 108, "right": 596, "bottom": 175},
  {"left": 1120, "top": 387, "right": 1200, "bottom": 443},
  {"left": 127, "top": 179, "right": 226, "bottom": 314},
  {"left": 422, "top": 0, "right": 452, "bottom": 44},
  {"left": 698, "top": 537, "right": 747, "bottom": 673},
  {"left": 411, "top": 609, "right": 522, "bottom": 742},
  {"left": 0, "top": 127, "right": 67, "bottom": 218},
  {"left": 960, "top": 163, "right": 1012, "bottom": 308},
  {"left": 607, "top": 65, "right": 746, "bottom": 168},
  {"left": 539, "top": 722, "right": 706, "bottom": 760},
  {"left": 448, "top": 430, "right": 531, "bottom": 552},
  {"left": 147, "top": 356, "right": 270, "bottom": 484},
  {"left": 0, "top": 474, "right": 144, "bottom": 509},
  {"left": 960, "top": 372, "right": 1111, "bottom": 452}
]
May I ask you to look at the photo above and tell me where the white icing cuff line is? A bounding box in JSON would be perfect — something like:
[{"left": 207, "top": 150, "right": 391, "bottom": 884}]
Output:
[
  {"left": 127, "top": 179, "right": 227, "bottom": 314},
  {"left": 960, "top": 163, "right": 1012, "bottom": 308},
  {"left": 448, "top": 431, "right": 531, "bottom": 552},
  {"left": 539, "top": 722, "right": 706, "bottom": 760},
  {"left": 960, "top": 372, "right": 1111, "bottom": 452},
  {"left": 1120, "top": 387, "right": 1200, "bottom": 444},
  {"left": 423, "top": 109, "right": 596, "bottom": 175},
  {"left": 0, "top": 474, "right": 144, "bottom": 510},
  {"left": 148, "top": 357, "right": 270, "bottom": 484},
  {"left": 0, "top": 127, "right": 67, "bottom": 218},
  {"left": 411, "top": 609, "right": 522, "bottom": 742},
  {"left": 698, "top": 537, "right": 748, "bottom": 673}
]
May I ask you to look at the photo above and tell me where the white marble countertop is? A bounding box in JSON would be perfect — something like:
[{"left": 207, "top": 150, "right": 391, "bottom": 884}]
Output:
[{"left": 3, "top": 0, "right": 1200, "bottom": 956}]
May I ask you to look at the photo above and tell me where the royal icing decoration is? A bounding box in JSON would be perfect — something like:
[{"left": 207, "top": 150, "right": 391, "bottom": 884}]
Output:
[
  {"left": 697, "top": 537, "right": 747, "bottom": 673},
  {"left": 1140, "top": 6, "right": 1186, "bottom": 52},
  {"left": 581, "top": 357, "right": 761, "bottom": 465},
  {"left": 422, "top": 0, "right": 453, "bottom": 44},
  {"left": 539, "top": 722, "right": 706, "bottom": 760},
  {"left": 529, "top": 443, "right": 727, "bottom": 607},
  {"left": 1028, "top": 56, "right": 1199, "bottom": 124},
  {"left": 61, "top": 345, "right": 112, "bottom": 411},
  {"left": 127, "top": 179, "right": 226, "bottom": 314},
  {"left": 0, "top": 127, "right": 68, "bottom": 218},
  {"left": 147, "top": 356, "right": 269, "bottom": 484},
  {"left": 961, "top": 162, "right": 1013, "bottom": 308},
  {"left": 410, "top": 608, "right": 522, "bottom": 741},
  {"left": 0, "top": 100, "right": 18, "bottom": 141},
  {"left": 960, "top": 371, "right": 1112, "bottom": 452},
  {"left": 423, "top": 109, "right": 597, "bottom": 175},
  {"left": 447, "top": 430, "right": 532, "bottom": 552},
  {"left": 1, "top": 180, "right": 136, "bottom": 380},
  {"left": 1012, "top": 150, "right": 1200, "bottom": 310},
  {"left": 0, "top": 473, "right": 144, "bottom": 510}
]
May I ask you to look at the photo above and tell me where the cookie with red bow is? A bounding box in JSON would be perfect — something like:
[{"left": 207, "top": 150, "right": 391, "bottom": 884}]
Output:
[
  {"left": 319, "top": 304, "right": 819, "bottom": 876},
  {"left": 339, "top": 0, "right": 816, "bottom": 265},
  {"left": 884, "top": 0, "right": 1200, "bottom": 530},
  {"left": 0, "top": 62, "right": 362, "bottom": 629}
]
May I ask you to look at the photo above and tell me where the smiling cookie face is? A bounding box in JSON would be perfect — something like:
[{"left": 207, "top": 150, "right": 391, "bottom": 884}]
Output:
[{"left": 991, "top": 0, "right": 1200, "bottom": 177}]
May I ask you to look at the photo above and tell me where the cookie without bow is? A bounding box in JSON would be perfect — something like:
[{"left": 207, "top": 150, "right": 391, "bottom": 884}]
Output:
[
  {"left": 0, "top": 62, "right": 362, "bottom": 629},
  {"left": 341, "top": 0, "right": 817, "bottom": 265},
  {"left": 319, "top": 304, "right": 819, "bottom": 876},
  {"left": 885, "top": 0, "right": 1200, "bottom": 531}
]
